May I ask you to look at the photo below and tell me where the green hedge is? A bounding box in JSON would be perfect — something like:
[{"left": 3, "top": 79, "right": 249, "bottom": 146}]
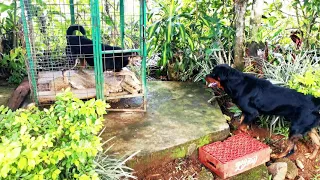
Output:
[{"left": 0, "top": 89, "right": 109, "bottom": 180}]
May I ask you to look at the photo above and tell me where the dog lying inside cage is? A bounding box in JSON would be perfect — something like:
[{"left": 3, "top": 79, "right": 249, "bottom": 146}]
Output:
[{"left": 65, "top": 24, "right": 134, "bottom": 72}]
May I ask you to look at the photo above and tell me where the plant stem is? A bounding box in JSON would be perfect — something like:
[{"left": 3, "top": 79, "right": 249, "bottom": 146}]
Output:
[{"left": 13, "top": 0, "right": 17, "bottom": 48}]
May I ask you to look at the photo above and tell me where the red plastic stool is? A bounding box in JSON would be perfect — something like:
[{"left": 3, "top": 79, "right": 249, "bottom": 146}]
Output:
[{"left": 199, "top": 133, "right": 271, "bottom": 179}]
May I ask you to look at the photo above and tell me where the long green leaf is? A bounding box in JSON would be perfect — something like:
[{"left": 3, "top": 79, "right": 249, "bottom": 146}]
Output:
[
  {"left": 166, "top": 0, "right": 175, "bottom": 42},
  {"left": 162, "top": 43, "right": 168, "bottom": 66},
  {"left": 103, "top": 15, "right": 113, "bottom": 27},
  {"left": 148, "top": 21, "right": 160, "bottom": 39},
  {"left": 178, "top": 13, "right": 192, "bottom": 19},
  {"left": 200, "top": 16, "right": 210, "bottom": 27},
  {"left": 178, "top": 23, "right": 186, "bottom": 41},
  {"left": 187, "top": 36, "right": 194, "bottom": 51},
  {"left": 271, "top": 29, "right": 283, "bottom": 40},
  {"left": 0, "top": 3, "right": 13, "bottom": 13}
]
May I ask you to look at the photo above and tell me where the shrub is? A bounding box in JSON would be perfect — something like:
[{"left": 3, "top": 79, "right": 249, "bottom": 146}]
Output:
[
  {"left": 288, "top": 66, "right": 320, "bottom": 97},
  {"left": 262, "top": 51, "right": 319, "bottom": 85},
  {"left": 94, "top": 147, "right": 139, "bottom": 180},
  {"left": 0, "top": 47, "right": 27, "bottom": 84},
  {"left": 148, "top": 0, "right": 234, "bottom": 81},
  {"left": 0, "top": 89, "right": 108, "bottom": 179}
]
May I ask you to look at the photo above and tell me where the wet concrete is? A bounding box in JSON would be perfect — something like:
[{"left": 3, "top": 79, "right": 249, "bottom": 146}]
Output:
[{"left": 101, "top": 81, "right": 230, "bottom": 172}]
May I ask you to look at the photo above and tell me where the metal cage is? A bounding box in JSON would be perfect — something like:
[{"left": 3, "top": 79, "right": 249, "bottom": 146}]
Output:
[{"left": 20, "top": 0, "right": 147, "bottom": 111}]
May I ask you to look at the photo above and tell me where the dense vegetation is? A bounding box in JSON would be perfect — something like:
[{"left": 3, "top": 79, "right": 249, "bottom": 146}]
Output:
[
  {"left": 0, "top": 89, "right": 137, "bottom": 179},
  {"left": 147, "top": 0, "right": 319, "bottom": 81}
]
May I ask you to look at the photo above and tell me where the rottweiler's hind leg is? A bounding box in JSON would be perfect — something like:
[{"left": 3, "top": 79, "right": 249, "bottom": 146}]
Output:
[
  {"left": 305, "top": 128, "right": 320, "bottom": 159},
  {"left": 271, "top": 134, "right": 302, "bottom": 159}
]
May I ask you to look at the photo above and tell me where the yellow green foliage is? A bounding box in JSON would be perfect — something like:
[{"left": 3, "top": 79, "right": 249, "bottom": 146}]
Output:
[
  {"left": 288, "top": 67, "right": 320, "bottom": 97},
  {"left": 0, "top": 89, "right": 109, "bottom": 179}
]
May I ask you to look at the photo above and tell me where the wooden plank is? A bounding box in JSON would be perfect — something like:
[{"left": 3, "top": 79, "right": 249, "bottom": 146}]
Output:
[
  {"left": 38, "top": 71, "right": 62, "bottom": 78},
  {"left": 105, "top": 93, "right": 144, "bottom": 100},
  {"left": 38, "top": 71, "right": 62, "bottom": 84},
  {"left": 106, "top": 108, "right": 146, "bottom": 112},
  {"left": 38, "top": 88, "right": 96, "bottom": 103}
]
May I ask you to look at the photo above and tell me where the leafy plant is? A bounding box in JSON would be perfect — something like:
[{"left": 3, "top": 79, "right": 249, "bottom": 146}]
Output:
[
  {"left": 0, "top": 0, "right": 21, "bottom": 52},
  {"left": 257, "top": 115, "right": 271, "bottom": 129},
  {"left": 94, "top": 137, "right": 139, "bottom": 180},
  {"left": 228, "top": 105, "right": 242, "bottom": 118},
  {"left": 148, "top": 0, "right": 193, "bottom": 68},
  {"left": 273, "top": 121, "right": 290, "bottom": 138},
  {"left": 262, "top": 51, "right": 319, "bottom": 85},
  {"left": 288, "top": 66, "right": 320, "bottom": 97},
  {"left": 148, "top": 0, "right": 234, "bottom": 81},
  {"left": 0, "top": 47, "right": 27, "bottom": 84},
  {"left": 0, "top": 90, "right": 108, "bottom": 179},
  {"left": 261, "top": 0, "right": 320, "bottom": 49},
  {"left": 193, "top": 48, "right": 233, "bottom": 82},
  {"left": 291, "top": 0, "right": 320, "bottom": 48}
]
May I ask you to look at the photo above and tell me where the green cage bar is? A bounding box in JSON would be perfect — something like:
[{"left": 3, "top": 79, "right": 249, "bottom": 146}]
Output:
[
  {"left": 69, "top": 0, "right": 76, "bottom": 25},
  {"left": 120, "top": 0, "right": 125, "bottom": 48},
  {"left": 20, "top": 0, "right": 38, "bottom": 104},
  {"left": 90, "top": 0, "right": 104, "bottom": 100},
  {"left": 20, "top": 0, "right": 147, "bottom": 111},
  {"left": 140, "top": 0, "right": 147, "bottom": 111}
]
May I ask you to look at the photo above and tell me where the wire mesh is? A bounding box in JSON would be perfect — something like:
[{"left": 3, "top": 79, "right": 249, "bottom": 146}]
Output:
[{"left": 20, "top": 0, "right": 146, "bottom": 109}]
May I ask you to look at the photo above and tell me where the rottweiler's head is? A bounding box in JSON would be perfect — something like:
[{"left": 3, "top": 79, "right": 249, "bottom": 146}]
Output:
[{"left": 205, "top": 64, "right": 234, "bottom": 89}]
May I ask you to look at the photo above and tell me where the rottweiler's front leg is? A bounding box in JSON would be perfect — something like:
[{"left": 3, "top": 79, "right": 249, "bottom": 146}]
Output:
[
  {"left": 238, "top": 114, "right": 249, "bottom": 133},
  {"left": 237, "top": 107, "right": 259, "bottom": 133}
]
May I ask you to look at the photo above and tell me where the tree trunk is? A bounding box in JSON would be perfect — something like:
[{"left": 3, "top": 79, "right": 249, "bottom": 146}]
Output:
[{"left": 234, "top": 0, "right": 248, "bottom": 71}]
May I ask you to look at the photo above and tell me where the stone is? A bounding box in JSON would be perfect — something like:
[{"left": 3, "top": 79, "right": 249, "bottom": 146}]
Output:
[
  {"left": 268, "top": 162, "right": 287, "bottom": 180},
  {"left": 276, "top": 158, "right": 299, "bottom": 179},
  {"left": 296, "top": 159, "right": 304, "bottom": 171},
  {"left": 101, "top": 81, "right": 230, "bottom": 173}
]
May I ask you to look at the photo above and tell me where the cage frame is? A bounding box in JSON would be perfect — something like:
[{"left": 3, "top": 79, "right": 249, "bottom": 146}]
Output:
[{"left": 20, "top": 0, "right": 148, "bottom": 112}]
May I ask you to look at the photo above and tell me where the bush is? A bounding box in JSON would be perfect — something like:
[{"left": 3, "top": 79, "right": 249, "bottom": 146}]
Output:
[
  {"left": 148, "top": 0, "right": 234, "bottom": 81},
  {"left": 0, "top": 47, "right": 27, "bottom": 84},
  {"left": 288, "top": 66, "right": 320, "bottom": 97},
  {"left": 0, "top": 90, "right": 108, "bottom": 179},
  {"left": 94, "top": 147, "right": 139, "bottom": 180},
  {"left": 262, "top": 51, "right": 319, "bottom": 85}
]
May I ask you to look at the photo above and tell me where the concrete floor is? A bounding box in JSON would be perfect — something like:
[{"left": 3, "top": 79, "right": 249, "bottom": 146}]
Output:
[{"left": 101, "top": 81, "right": 230, "bottom": 172}]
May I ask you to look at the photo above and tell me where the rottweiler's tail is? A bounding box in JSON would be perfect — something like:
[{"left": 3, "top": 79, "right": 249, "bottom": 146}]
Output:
[{"left": 66, "top": 24, "right": 86, "bottom": 36}]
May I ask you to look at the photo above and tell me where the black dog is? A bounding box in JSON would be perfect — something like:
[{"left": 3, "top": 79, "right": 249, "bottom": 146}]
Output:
[
  {"left": 66, "top": 24, "right": 132, "bottom": 72},
  {"left": 205, "top": 64, "right": 320, "bottom": 159}
]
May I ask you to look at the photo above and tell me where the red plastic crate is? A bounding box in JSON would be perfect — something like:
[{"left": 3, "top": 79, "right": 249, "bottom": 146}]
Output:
[{"left": 199, "top": 133, "right": 271, "bottom": 179}]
